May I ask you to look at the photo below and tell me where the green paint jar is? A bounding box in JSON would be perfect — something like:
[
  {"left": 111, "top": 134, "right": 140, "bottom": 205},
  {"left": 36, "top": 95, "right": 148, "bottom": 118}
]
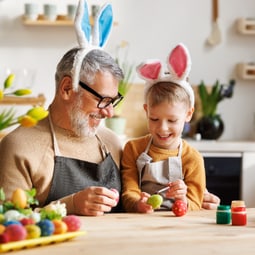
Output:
[{"left": 216, "top": 205, "right": 231, "bottom": 224}]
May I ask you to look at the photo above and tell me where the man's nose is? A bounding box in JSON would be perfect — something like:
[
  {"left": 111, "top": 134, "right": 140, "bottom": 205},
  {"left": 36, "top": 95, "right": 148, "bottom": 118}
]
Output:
[{"left": 101, "top": 104, "right": 114, "bottom": 118}]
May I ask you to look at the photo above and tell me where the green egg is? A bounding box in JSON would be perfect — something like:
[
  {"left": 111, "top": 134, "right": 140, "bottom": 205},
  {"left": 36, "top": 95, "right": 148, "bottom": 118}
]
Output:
[{"left": 147, "top": 194, "right": 163, "bottom": 209}]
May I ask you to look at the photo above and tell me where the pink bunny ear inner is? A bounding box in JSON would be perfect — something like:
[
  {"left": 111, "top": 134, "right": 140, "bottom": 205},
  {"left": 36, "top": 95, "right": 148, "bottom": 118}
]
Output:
[
  {"left": 137, "top": 61, "right": 162, "bottom": 80},
  {"left": 168, "top": 44, "right": 189, "bottom": 78}
]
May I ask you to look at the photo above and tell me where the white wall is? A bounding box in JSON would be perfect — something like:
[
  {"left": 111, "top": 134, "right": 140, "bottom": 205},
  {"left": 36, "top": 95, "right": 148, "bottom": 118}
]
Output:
[{"left": 0, "top": 0, "right": 255, "bottom": 140}]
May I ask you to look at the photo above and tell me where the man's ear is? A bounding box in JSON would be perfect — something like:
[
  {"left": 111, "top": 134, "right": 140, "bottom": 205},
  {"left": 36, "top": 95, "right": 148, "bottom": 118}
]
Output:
[
  {"left": 143, "top": 103, "right": 148, "bottom": 113},
  {"left": 59, "top": 76, "right": 74, "bottom": 100}
]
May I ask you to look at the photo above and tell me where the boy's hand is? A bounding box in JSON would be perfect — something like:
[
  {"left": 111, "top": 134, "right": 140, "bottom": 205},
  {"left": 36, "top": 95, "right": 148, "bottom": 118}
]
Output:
[
  {"left": 165, "top": 180, "right": 188, "bottom": 204},
  {"left": 136, "top": 192, "right": 154, "bottom": 213}
]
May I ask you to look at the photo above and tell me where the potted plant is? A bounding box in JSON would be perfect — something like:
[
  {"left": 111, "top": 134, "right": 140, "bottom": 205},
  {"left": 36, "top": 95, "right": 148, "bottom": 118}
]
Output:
[
  {"left": 105, "top": 41, "right": 134, "bottom": 135},
  {"left": 196, "top": 79, "right": 235, "bottom": 139}
]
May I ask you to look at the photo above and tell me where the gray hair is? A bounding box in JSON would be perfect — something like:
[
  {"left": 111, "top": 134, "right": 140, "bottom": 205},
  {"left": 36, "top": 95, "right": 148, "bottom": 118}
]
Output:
[{"left": 55, "top": 47, "right": 124, "bottom": 92}]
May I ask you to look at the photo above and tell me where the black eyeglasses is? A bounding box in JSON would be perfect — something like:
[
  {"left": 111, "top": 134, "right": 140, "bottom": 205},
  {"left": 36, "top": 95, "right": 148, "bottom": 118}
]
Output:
[{"left": 79, "top": 80, "right": 123, "bottom": 109}]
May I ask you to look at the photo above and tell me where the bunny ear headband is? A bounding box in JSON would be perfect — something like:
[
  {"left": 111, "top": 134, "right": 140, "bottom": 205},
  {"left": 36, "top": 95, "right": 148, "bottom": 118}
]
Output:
[
  {"left": 136, "top": 43, "right": 195, "bottom": 107},
  {"left": 71, "top": 0, "right": 113, "bottom": 90}
]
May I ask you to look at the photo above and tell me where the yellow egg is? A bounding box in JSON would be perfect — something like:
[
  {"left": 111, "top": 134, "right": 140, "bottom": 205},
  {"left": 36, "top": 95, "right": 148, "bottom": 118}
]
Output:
[{"left": 11, "top": 188, "right": 27, "bottom": 209}]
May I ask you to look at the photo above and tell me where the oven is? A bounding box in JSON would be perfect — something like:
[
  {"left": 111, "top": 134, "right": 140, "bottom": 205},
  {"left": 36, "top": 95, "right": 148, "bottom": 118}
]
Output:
[{"left": 202, "top": 152, "right": 242, "bottom": 205}]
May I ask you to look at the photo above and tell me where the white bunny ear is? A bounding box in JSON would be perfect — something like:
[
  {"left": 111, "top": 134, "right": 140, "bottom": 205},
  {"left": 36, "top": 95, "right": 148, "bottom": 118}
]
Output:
[
  {"left": 92, "top": 3, "right": 113, "bottom": 47},
  {"left": 74, "top": 0, "right": 91, "bottom": 48},
  {"left": 72, "top": 0, "right": 114, "bottom": 91},
  {"left": 167, "top": 43, "right": 191, "bottom": 81},
  {"left": 136, "top": 60, "right": 162, "bottom": 82}
]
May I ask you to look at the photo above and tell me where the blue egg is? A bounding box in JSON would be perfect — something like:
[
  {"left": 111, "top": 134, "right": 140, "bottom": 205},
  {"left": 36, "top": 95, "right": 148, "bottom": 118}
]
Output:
[{"left": 37, "top": 219, "right": 55, "bottom": 236}]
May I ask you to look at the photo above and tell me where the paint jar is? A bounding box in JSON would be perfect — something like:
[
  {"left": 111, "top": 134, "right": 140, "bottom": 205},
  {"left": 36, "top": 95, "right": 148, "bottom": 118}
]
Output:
[
  {"left": 216, "top": 205, "right": 231, "bottom": 224},
  {"left": 231, "top": 200, "right": 247, "bottom": 226}
]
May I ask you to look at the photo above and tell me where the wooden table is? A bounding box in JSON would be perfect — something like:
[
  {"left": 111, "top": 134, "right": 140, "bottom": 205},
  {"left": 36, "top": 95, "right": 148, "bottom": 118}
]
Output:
[{"left": 10, "top": 209, "right": 255, "bottom": 255}]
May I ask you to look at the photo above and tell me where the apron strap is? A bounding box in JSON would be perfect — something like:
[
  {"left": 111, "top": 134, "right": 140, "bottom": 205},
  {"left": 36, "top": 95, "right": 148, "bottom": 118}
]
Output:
[
  {"left": 48, "top": 114, "right": 61, "bottom": 156},
  {"left": 48, "top": 114, "right": 108, "bottom": 159},
  {"left": 95, "top": 134, "right": 108, "bottom": 159}
]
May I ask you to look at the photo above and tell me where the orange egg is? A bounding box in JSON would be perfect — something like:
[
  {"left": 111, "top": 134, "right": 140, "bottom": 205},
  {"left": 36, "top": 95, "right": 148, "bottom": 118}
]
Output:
[
  {"left": 0, "top": 224, "right": 5, "bottom": 234},
  {"left": 52, "top": 219, "right": 68, "bottom": 234},
  {"left": 11, "top": 188, "right": 27, "bottom": 209}
]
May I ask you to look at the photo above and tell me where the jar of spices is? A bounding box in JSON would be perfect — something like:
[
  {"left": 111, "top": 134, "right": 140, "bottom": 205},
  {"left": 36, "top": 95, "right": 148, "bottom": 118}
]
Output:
[
  {"left": 216, "top": 205, "right": 231, "bottom": 224},
  {"left": 231, "top": 200, "right": 247, "bottom": 226}
]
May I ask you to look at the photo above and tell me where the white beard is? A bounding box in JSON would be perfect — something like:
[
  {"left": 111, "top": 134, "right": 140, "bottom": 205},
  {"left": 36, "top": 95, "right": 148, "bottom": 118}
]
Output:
[{"left": 68, "top": 97, "right": 97, "bottom": 138}]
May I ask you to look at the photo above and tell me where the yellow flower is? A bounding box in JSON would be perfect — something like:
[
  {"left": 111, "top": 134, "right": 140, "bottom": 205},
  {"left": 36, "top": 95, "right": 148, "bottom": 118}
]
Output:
[
  {"left": 13, "top": 89, "right": 32, "bottom": 96},
  {"left": 17, "top": 107, "right": 49, "bottom": 128},
  {"left": 0, "top": 89, "right": 3, "bottom": 100},
  {"left": 18, "top": 115, "right": 38, "bottom": 127},
  {"left": 4, "top": 74, "right": 15, "bottom": 89},
  {"left": 27, "top": 106, "right": 49, "bottom": 121}
]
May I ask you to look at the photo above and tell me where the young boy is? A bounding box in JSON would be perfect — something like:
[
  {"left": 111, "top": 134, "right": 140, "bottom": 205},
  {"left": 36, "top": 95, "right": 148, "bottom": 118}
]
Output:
[{"left": 121, "top": 43, "right": 206, "bottom": 213}]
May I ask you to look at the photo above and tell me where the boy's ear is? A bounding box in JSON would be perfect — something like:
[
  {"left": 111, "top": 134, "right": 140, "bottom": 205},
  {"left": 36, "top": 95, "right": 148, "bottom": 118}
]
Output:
[
  {"left": 186, "top": 107, "right": 194, "bottom": 122},
  {"left": 59, "top": 76, "right": 74, "bottom": 99}
]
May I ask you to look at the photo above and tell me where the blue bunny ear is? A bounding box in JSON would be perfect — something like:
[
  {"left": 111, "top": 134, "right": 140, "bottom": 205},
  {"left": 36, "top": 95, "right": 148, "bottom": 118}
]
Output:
[
  {"left": 74, "top": 0, "right": 91, "bottom": 48},
  {"left": 92, "top": 4, "right": 113, "bottom": 48}
]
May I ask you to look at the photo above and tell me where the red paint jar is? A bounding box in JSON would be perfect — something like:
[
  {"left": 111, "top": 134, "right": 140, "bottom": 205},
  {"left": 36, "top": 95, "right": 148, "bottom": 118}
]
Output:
[{"left": 231, "top": 200, "right": 247, "bottom": 226}]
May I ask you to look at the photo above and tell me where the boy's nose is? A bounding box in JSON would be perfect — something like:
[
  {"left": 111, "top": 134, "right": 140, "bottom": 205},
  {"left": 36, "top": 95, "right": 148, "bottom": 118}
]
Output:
[{"left": 159, "top": 120, "right": 169, "bottom": 130}]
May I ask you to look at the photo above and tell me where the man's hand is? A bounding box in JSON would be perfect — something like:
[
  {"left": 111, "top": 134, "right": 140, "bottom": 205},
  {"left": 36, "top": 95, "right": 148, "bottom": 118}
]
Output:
[{"left": 73, "top": 186, "right": 119, "bottom": 216}]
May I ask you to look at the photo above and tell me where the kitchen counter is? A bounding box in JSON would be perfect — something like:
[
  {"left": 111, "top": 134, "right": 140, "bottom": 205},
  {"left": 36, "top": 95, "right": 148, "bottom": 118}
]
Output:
[
  {"left": 187, "top": 139, "right": 255, "bottom": 207},
  {"left": 188, "top": 139, "right": 255, "bottom": 152},
  {"left": 9, "top": 209, "right": 255, "bottom": 255}
]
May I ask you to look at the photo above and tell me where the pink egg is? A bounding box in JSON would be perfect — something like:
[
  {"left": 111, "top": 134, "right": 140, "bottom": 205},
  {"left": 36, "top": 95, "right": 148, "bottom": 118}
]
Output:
[
  {"left": 110, "top": 188, "right": 119, "bottom": 203},
  {"left": 62, "top": 215, "right": 81, "bottom": 232},
  {"left": 5, "top": 224, "right": 27, "bottom": 241}
]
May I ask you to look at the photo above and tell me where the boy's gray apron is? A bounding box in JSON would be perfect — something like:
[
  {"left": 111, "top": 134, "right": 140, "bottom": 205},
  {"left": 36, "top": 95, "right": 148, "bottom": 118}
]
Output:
[
  {"left": 136, "top": 137, "right": 183, "bottom": 210},
  {"left": 44, "top": 117, "right": 121, "bottom": 212}
]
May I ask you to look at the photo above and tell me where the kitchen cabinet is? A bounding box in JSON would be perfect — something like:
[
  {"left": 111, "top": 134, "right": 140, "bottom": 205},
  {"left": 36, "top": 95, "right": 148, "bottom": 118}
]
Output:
[{"left": 188, "top": 140, "right": 255, "bottom": 207}]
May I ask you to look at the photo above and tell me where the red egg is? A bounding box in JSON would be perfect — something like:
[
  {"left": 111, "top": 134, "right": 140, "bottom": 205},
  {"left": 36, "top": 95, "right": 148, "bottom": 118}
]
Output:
[
  {"left": 20, "top": 218, "right": 35, "bottom": 226},
  {"left": 172, "top": 200, "right": 187, "bottom": 217}
]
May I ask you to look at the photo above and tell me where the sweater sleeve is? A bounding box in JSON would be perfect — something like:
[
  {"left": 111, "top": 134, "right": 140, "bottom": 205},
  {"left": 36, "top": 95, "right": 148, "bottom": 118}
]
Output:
[
  {"left": 121, "top": 137, "right": 149, "bottom": 212},
  {"left": 0, "top": 134, "right": 33, "bottom": 200},
  {"left": 182, "top": 141, "right": 206, "bottom": 211}
]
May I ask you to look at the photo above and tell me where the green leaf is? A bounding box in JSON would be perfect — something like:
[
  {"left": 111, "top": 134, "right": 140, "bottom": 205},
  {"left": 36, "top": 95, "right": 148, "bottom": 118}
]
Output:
[
  {"left": 0, "top": 108, "right": 16, "bottom": 130},
  {"left": 25, "top": 188, "right": 39, "bottom": 206},
  {"left": 40, "top": 209, "right": 62, "bottom": 220}
]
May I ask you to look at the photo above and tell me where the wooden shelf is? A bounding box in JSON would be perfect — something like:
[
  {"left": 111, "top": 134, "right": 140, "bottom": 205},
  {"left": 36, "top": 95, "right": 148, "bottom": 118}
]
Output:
[
  {"left": 236, "top": 18, "right": 255, "bottom": 35},
  {"left": 0, "top": 94, "right": 46, "bottom": 106},
  {"left": 22, "top": 14, "right": 74, "bottom": 26},
  {"left": 22, "top": 15, "right": 118, "bottom": 27},
  {"left": 236, "top": 63, "right": 255, "bottom": 80}
]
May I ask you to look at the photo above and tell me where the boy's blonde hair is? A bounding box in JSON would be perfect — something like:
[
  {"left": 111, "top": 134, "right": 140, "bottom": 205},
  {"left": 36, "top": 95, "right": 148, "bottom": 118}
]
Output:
[{"left": 145, "top": 82, "right": 192, "bottom": 109}]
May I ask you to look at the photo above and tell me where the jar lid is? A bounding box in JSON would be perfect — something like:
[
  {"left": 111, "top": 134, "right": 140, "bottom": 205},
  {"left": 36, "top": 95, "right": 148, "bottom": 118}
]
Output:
[
  {"left": 217, "top": 205, "right": 231, "bottom": 210},
  {"left": 231, "top": 200, "right": 245, "bottom": 207}
]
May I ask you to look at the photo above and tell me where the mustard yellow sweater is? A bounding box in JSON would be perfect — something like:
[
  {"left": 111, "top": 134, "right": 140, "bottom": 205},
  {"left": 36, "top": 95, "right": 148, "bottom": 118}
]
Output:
[{"left": 121, "top": 135, "right": 206, "bottom": 212}]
